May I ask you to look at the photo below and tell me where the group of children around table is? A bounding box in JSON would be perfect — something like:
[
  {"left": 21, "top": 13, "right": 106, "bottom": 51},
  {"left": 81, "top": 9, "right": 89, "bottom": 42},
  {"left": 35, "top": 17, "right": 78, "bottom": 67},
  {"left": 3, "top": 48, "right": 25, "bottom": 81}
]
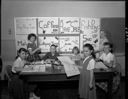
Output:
[{"left": 10, "top": 30, "right": 120, "bottom": 99}]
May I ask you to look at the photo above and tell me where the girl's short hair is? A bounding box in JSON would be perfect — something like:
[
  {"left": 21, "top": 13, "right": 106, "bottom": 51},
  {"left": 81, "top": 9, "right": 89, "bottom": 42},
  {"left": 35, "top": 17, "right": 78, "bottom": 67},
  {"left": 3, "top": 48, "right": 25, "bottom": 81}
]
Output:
[
  {"left": 83, "top": 43, "right": 96, "bottom": 58},
  {"left": 18, "top": 48, "right": 27, "bottom": 54},
  {"left": 72, "top": 46, "right": 80, "bottom": 54},
  {"left": 27, "top": 33, "right": 37, "bottom": 40},
  {"left": 15, "top": 48, "right": 27, "bottom": 59}
]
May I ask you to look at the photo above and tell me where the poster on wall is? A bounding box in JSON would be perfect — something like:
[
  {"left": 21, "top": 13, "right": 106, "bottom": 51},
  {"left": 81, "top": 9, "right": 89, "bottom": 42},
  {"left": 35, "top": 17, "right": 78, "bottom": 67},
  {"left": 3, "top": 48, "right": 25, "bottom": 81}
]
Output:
[
  {"left": 59, "top": 36, "right": 79, "bottom": 52},
  {"left": 38, "top": 17, "right": 59, "bottom": 34},
  {"left": 59, "top": 17, "right": 80, "bottom": 34},
  {"left": 15, "top": 35, "right": 28, "bottom": 50},
  {"left": 15, "top": 17, "right": 37, "bottom": 34},
  {"left": 80, "top": 18, "right": 100, "bottom": 51},
  {"left": 38, "top": 36, "right": 59, "bottom": 52},
  {"left": 15, "top": 17, "right": 100, "bottom": 53}
]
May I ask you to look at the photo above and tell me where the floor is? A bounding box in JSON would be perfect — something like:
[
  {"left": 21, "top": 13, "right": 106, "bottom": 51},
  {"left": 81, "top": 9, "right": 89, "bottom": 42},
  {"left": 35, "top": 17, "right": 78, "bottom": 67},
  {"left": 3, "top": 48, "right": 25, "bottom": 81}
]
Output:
[{"left": 0, "top": 78, "right": 125, "bottom": 99}]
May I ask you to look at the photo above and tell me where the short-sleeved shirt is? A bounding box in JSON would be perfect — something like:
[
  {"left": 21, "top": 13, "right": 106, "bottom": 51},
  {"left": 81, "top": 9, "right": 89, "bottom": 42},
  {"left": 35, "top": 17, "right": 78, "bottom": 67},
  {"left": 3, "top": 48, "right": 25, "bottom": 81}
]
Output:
[
  {"left": 99, "top": 52, "right": 115, "bottom": 64},
  {"left": 83, "top": 56, "right": 95, "bottom": 70},
  {"left": 42, "top": 52, "right": 60, "bottom": 61},
  {"left": 12, "top": 57, "right": 26, "bottom": 73}
]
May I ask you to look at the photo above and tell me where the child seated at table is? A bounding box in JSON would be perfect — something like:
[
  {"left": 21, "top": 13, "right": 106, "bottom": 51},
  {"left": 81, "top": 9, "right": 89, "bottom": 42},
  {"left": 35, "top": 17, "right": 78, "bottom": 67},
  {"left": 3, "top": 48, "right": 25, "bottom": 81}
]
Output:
[
  {"left": 10, "top": 48, "right": 29, "bottom": 99},
  {"left": 95, "top": 42, "right": 120, "bottom": 93},
  {"left": 70, "top": 46, "right": 83, "bottom": 65},
  {"left": 96, "top": 42, "right": 116, "bottom": 68},
  {"left": 42, "top": 44, "right": 60, "bottom": 64},
  {"left": 27, "top": 33, "right": 41, "bottom": 62}
]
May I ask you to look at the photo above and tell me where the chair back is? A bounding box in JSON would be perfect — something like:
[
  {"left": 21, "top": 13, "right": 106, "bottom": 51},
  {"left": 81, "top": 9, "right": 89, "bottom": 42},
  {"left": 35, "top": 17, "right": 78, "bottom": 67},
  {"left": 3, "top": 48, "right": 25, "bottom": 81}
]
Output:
[{"left": 5, "top": 65, "right": 13, "bottom": 81}]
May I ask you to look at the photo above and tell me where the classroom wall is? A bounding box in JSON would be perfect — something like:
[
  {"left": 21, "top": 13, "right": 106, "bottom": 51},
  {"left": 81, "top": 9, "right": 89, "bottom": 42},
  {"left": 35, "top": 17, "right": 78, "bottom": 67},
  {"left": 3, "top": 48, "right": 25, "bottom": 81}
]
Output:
[{"left": 1, "top": 0, "right": 125, "bottom": 75}]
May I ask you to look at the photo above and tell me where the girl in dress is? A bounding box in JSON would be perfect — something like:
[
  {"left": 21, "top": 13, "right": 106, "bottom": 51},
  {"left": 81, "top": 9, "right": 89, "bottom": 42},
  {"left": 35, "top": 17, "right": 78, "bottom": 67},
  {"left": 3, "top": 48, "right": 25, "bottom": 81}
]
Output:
[
  {"left": 27, "top": 33, "right": 41, "bottom": 62},
  {"left": 79, "top": 43, "right": 96, "bottom": 99}
]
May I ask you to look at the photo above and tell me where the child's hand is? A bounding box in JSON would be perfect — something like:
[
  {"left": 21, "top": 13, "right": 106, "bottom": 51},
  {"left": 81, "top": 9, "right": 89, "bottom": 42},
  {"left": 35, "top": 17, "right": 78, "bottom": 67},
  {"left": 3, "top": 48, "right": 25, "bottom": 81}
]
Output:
[
  {"left": 89, "top": 83, "right": 93, "bottom": 90},
  {"left": 37, "top": 47, "right": 41, "bottom": 51}
]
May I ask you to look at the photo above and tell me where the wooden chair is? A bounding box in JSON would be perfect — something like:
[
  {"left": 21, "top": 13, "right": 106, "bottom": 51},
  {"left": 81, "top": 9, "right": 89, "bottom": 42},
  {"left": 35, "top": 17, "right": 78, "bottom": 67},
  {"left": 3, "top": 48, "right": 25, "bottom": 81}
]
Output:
[{"left": 4, "top": 65, "right": 14, "bottom": 99}]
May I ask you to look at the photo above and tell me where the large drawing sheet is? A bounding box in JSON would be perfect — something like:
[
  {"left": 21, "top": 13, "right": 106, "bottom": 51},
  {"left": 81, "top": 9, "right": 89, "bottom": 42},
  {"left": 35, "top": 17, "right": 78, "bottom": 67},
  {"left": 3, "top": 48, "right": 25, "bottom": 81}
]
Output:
[
  {"left": 38, "top": 17, "right": 59, "bottom": 34},
  {"left": 38, "top": 36, "right": 59, "bottom": 52},
  {"left": 59, "top": 17, "right": 80, "bottom": 34},
  {"left": 15, "top": 17, "right": 37, "bottom": 51},
  {"left": 58, "top": 56, "right": 80, "bottom": 77},
  {"left": 63, "top": 63, "right": 80, "bottom": 77},
  {"left": 80, "top": 18, "right": 100, "bottom": 51},
  {"left": 59, "top": 36, "right": 79, "bottom": 52}
]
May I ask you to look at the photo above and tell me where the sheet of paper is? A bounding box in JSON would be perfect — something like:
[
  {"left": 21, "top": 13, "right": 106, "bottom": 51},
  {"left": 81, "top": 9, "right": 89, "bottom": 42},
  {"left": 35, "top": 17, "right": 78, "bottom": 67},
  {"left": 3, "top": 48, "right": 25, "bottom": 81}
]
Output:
[
  {"left": 62, "top": 62, "right": 80, "bottom": 77},
  {"left": 95, "top": 62, "right": 108, "bottom": 69},
  {"left": 22, "top": 65, "right": 45, "bottom": 72},
  {"left": 57, "top": 56, "right": 75, "bottom": 65}
]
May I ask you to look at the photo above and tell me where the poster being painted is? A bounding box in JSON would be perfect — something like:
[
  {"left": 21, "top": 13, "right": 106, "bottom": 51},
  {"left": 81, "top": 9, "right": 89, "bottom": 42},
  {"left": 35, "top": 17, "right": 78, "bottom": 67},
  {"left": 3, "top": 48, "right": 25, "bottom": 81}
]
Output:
[
  {"left": 59, "top": 17, "right": 80, "bottom": 34},
  {"left": 59, "top": 36, "right": 79, "bottom": 52},
  {"left": 38, "top": 17, "right": 59, "bottom": 34},
  {"left": 80, "top": 18, "right": 100, "bottom": 51},
  {"left": 38, "top": 36, "right": 59, "bottom": 52}
]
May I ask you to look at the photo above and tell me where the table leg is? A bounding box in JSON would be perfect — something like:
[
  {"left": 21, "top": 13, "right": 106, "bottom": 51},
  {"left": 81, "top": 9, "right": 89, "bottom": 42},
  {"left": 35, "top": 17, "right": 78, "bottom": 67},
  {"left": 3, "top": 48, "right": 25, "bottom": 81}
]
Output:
[{"left": 107, "top": 77, "right": 113, "bottom": 99}]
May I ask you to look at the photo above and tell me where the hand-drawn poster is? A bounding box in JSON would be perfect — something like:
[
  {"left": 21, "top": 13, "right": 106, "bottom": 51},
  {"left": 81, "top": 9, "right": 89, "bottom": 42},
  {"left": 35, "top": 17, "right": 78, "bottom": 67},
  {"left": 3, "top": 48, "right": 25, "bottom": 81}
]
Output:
[
  {"left": 80, "top": 18, "right": 100, "bottom": 51},
  {"left": 15, "top": 17, "right": 36, "bottom": 34},
  {"left": 59, "top": 17, "right": 80, "bottom": 34},
  {"left": 15, "top": 35, "right": 28, "bottom": 50},
  {"left": 59, "top": 36, "right": 79, "bottom": 52},
  {"left": 38, "top": 17, "right": 59, "bottom": 34},
  {"left": 38, "top": 36, "right": 59, "bottom": 52}
]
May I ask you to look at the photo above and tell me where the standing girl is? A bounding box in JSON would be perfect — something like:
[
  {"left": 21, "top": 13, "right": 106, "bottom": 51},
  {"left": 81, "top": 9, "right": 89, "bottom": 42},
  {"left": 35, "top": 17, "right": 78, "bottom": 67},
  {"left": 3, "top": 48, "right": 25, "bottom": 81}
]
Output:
[{"left": 79, "top": 43, "right": 96, "bottom": 99}]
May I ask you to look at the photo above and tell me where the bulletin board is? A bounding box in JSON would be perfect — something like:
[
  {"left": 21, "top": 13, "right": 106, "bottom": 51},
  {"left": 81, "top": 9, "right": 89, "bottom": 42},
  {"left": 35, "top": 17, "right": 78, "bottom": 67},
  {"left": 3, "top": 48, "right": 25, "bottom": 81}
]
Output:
[{"left": 14, "top": 17, "right": 100, "bottom": 54}]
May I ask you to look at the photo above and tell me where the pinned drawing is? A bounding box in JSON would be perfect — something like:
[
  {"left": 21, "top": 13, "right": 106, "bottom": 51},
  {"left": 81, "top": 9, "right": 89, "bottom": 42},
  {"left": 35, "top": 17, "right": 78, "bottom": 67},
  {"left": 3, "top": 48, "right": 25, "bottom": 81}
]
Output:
[
  {"left": 80, "top": 18, "right": 100, "bottom": 51},
  {"left": 59, "top": 36, "right": 79, "bottom": 52},
  {"left": 38, "top": 17, "right": 59, "bottom": 34},
  {"left": 59, "top": 17, "right": 80, "bottom": 34},
  {"left": 38, "top": 36, "right": 59, "bottom": 52},
  {"left": 15, "top": 17, "right": 36, "bottom": 34}
]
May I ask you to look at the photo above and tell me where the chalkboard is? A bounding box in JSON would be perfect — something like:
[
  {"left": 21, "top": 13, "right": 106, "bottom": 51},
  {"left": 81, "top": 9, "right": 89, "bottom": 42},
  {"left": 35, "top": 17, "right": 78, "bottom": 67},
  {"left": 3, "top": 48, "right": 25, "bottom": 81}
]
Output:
[{"left": 101, "top": 18, "right": 125, "bottom": 53}]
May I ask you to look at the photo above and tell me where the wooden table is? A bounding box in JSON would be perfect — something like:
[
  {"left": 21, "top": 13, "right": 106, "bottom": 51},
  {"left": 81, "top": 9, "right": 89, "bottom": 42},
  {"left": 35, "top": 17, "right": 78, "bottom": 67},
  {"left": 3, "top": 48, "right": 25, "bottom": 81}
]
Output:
[{"left": 20, "top": 68, "right": 114, "bottom": 99}]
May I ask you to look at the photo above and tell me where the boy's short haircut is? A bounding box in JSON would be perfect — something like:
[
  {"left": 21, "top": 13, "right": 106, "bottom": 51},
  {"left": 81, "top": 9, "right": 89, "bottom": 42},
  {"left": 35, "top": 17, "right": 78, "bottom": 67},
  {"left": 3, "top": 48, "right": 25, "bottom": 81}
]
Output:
[
  {"left": 50, "top": 44, "right": 57, "bottom": 48},
  {"left": 103, "top": 42, "right": 113, "bottom": 48},
  {"left": 27, "top": 33, "right": 37, "bottom": 40}
]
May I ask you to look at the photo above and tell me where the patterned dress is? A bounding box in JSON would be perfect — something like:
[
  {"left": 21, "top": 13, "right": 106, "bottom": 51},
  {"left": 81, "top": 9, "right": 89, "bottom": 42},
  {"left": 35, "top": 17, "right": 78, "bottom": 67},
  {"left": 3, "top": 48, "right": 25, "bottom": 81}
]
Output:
[
  {"left": 79, "top": 56, "right": 96, "bottom": 99},
  {"left": 27, "top": 42, "right": 41, "bottom": 62}
]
